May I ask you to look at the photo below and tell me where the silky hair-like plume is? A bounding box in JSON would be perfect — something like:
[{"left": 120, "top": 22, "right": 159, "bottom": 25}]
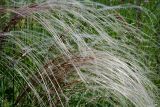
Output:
[{"left": 0, "top": 0, "right": 158, "bottom": 107}]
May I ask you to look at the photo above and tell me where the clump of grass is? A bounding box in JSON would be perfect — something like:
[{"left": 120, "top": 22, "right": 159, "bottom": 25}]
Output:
[{"left": 0, "top": 0, "right": 159, "bottom": 107}]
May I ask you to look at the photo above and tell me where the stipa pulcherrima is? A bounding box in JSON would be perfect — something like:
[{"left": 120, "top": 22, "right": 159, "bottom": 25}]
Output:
[{"left": 0, "top": 0, "right": 159, "bottom": 107}]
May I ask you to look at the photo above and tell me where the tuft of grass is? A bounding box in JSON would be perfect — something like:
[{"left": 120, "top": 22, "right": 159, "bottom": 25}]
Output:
[{"left": 0, "top": 0, "right": 159, "bottom": 107}]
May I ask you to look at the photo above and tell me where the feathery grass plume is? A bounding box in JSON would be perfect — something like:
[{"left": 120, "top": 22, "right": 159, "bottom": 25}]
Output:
[{"left": 0, "top": 0, "right": 159, "bottom": 107}]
